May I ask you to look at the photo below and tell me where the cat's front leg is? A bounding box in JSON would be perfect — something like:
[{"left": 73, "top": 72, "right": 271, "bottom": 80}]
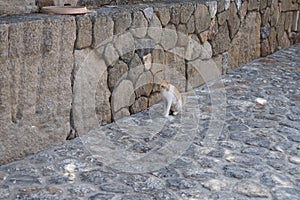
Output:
[{"left": 164, "top": 100, "right": 172, "bottom": 117}]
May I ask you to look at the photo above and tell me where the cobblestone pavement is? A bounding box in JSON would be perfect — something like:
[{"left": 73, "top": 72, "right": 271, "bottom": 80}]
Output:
[{"left": 1, "top": 44, "right": 300, "bottom": 200}]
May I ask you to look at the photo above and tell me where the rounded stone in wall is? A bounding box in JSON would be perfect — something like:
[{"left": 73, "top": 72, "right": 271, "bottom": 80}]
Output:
[
  {"left": 135, "top": 71, "right": 154, "bottom": 98},
  {"left": 111, "top": 79, "right": 135, "bottom": 113}
]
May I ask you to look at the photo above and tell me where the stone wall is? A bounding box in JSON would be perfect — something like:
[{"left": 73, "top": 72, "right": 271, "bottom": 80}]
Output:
[{"left": 0, "top": 0, "right": 299, "bottom": 164}]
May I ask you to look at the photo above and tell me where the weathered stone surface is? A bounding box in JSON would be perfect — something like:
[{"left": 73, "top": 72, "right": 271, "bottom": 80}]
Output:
[
  {"left": 170, "top": 4, "right": 181, "bottom": 25},
  {"left": 177, "top": 24, "right": 189, "bottom": 47},
  {"left": 154, "top": 7, "right": 170, "bottom": 26},
  {"left": 238, "top": 1, "right": 248, "bottom": 22},
  {"left": 113, "top": 11, "right": 132, "bottom": 34},
  {"left": 260, "top": 0, "right": 268, "bottom": 10},
  {"left": 211, "top": 21, "right": 231, "bottom": 55},
  {"left": 195, "top": 4, "right": 211, "bottom": 33},
  {"left": 0, "top": 16, "right": 75, "bottom": 164},
  {"left": 135, "top": 71, "right": 153, "bottom": 98},
  {"left": 148, "top": 14, "right": 162, "bottom": 43},
  {"left": 131, "top": 11, "right": 148, "bottom": 38},
  {"left": 73, "top": 48, "right": 107, "bottom": 135},
  {"left": 261, "top": 39, "right": 271, "bottom": 57},
  {"left": 160, "top": 24, "right": 177, "bottom": 50},
  {"left": 269, "top": 27, "right": 278, "bottom": 53},
  {"left": 75, "top": 15, "right": 92, "bottom": 49},
  {"left": 128, "top": 53, "right": 144, "bottom": 83},
  {"left": 248, "top": 0, "right": 258, "bottom": 11},
  {"left": 270, "top": 3, "right": 280, "bottom": 27},
  {"left": 114, "top": 32, "right": 135, "bottom": 62},
  {"left": 186, "top": 15, "right": 195, "bottom": 34},
  {"left": 113, "top": 107, "right": 130, "bottom": 121},
  {"left": 228, "top": 3, "right": 240, "bottom": 39},
  {"left": 95, "top": 70, "right": 111, "bottom": 125},
  {"left": 278, "top": 32, "right": 291, "bottom": 50},
  {"left": 0, "top": 24, "right": 10, "bottom": 122},
  {"left": 180, "top": 3, "right": 194, "bottom": 24},
  {"left": 202, "top": 41, "right": 213, "bottom": 59},
  {"left": 228, "top": 12, "right": 261, "bottom": 68},
  {"left": 199, "top": 31, "right": 209, "bottom": 44},
  {"left": 233, "top": 181, "right": 270, "bottom": 198},
  {"left": 1, "top": 44, "right": 300, "bottom": 198},
  {"left": 111, "top": 79, "right": 135, "bottom": 112},
  {"left": 104, "top": 43, "right": 119, "bottom": 66},
  {"left": 187, "top": 58, "right": 221, "bottom": 88},
  {"left": 93, "top": 15, "right": 114, "bottom": 48},
  {"left": 203, "top": 179, "right": 230, "bottom": 191},
  {"left": 148, "top": 92, "right": 161, "bottom": 106},
  {"left": 135, "top": 38, "right": 155, "bottom": 58},
  {"left": 151, "top": 45, "right": 165, "bottom": 69},
  {"left": 280, "top": 0, "right": 298, "bottom": 11},
  {"left": 164, "top": 52, "right": 186, "bottom": 91},
  {"left": 108, "top": 60, "right": 128, "bottom": 91},
  {"left": 0, "top": 0, "right": 38, "bottom": 15},
  {"left": 130, "top": 97, "right": 148, "bottom": 114},
  {"left": 261, "top": 7, "right": 271, "bottom": 26},
  {"left": 185, "top": 34, "right": 202, "bottom": 61},
  {"left": 285, "top": 12, "right": 293, "bottom": 31},
  {"left": 217, "top": 10, "right": 229, "bottom": 26}
]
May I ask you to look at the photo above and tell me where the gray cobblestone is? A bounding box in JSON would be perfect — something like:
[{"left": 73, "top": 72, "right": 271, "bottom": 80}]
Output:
[{"left": 0, "top": 44, "right": 300, "bottom": 199}]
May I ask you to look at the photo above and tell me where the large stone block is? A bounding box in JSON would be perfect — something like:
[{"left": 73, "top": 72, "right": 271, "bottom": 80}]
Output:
[
  {"left": 111, "top": 79, "right": 135, "bottom": 113},
  {"left": 114, "top": 32, "right": 135, "bottom": 62},
  {"left": 73, "top": 49, "right": 107, "bottom": 135},
  {"left": 170, "top": 4, "right": 181, "bottom": 25},
  {"left": 160, "top": 24, "right": 177, "bottom": 50},
  {"left": 128, "top": 53, "right": 144, "bottom": 83},
  {"left": 228, "top": 12, "right": 261, "bottom": 68},
  {"left": 113, "top": 11, "right": 132, "bottom": 34},
  {"left": 108, "top": 60, "right": 128, "bottom": 91},
  {"left": 180, "top": 3, "right": 194, "bottom": 24},
  {"left": 131, "top": 11, "right": 148, "bottom": 38},
  {"left": 186, "top": 15, "right": 195, "bottom": 34},
  {"left": 0, "top": 0, "right": 38, "bottom": 15},
  {"left": 130, "top": 97, "right": 148, "bottom": 114},
  {"left": 0, "top": 24, "right": 10, "bottom": 122},
  {"left": 261, "top": 7, "right": 271, "bottom": 27},
  {"left": 75, "top": 15, "right": 92, "bottom": 49},
  {"left": 148, "top": 14, "right": 162, "bottom": 43},
  {"left": 95, "top": 70, "right": 112, "bottom": 125},
  {"left": 93, "top": 15, "right": 114, "bottom": 48},
  {"left": 211, "top": 21, "right": 231, "bottom": 55},
  {"left": 248, "top": 0, "right": 258, "bottom": 11},
  {"left": 269, "top": 27, "right": 278, "bottom": 53},
  {"left": 280, "top": 0, "right": 298, "bottom": 11},
  {"left": 154, "top": 7, "right": 170, "bottom": 26},
  {"left": 195, "top": 4, "right": 211, "bottom": 33},
  {"left": 217, "top": 10, "right": 229, "bottom": 26},
  {"left": 228, "top": 3, "right": 240, "bottom": 39},
  {"left": 135, "top": 71, "right": 154, "bottom": 98},
  {"left": 1, "top": 16, "right": 76, "bottom": 165}
]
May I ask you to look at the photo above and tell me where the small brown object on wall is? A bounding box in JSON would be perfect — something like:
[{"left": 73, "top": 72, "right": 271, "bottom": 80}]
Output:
[{"left": 41, "top": 6, "right": 87, "bottom": 15}]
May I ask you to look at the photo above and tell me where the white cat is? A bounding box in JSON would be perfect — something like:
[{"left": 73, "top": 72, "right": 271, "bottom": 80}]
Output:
[{"left": 160, "top": 80, "right": 186, "bottom": 117}]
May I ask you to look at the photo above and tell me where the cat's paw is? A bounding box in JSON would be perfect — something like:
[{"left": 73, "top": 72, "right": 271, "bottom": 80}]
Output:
[{"left": 172, "top": 111, "right": 178, "bottom": 116}]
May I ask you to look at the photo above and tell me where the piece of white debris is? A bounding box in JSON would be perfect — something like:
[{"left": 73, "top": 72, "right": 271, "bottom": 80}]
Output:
[{"left": 256, "top": 98, "right": 267, "bottom": 105}]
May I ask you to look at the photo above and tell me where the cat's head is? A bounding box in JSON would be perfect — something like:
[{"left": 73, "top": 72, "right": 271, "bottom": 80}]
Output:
[{"left": 160, "top": 80, "right": 170, "bottom": 91}]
